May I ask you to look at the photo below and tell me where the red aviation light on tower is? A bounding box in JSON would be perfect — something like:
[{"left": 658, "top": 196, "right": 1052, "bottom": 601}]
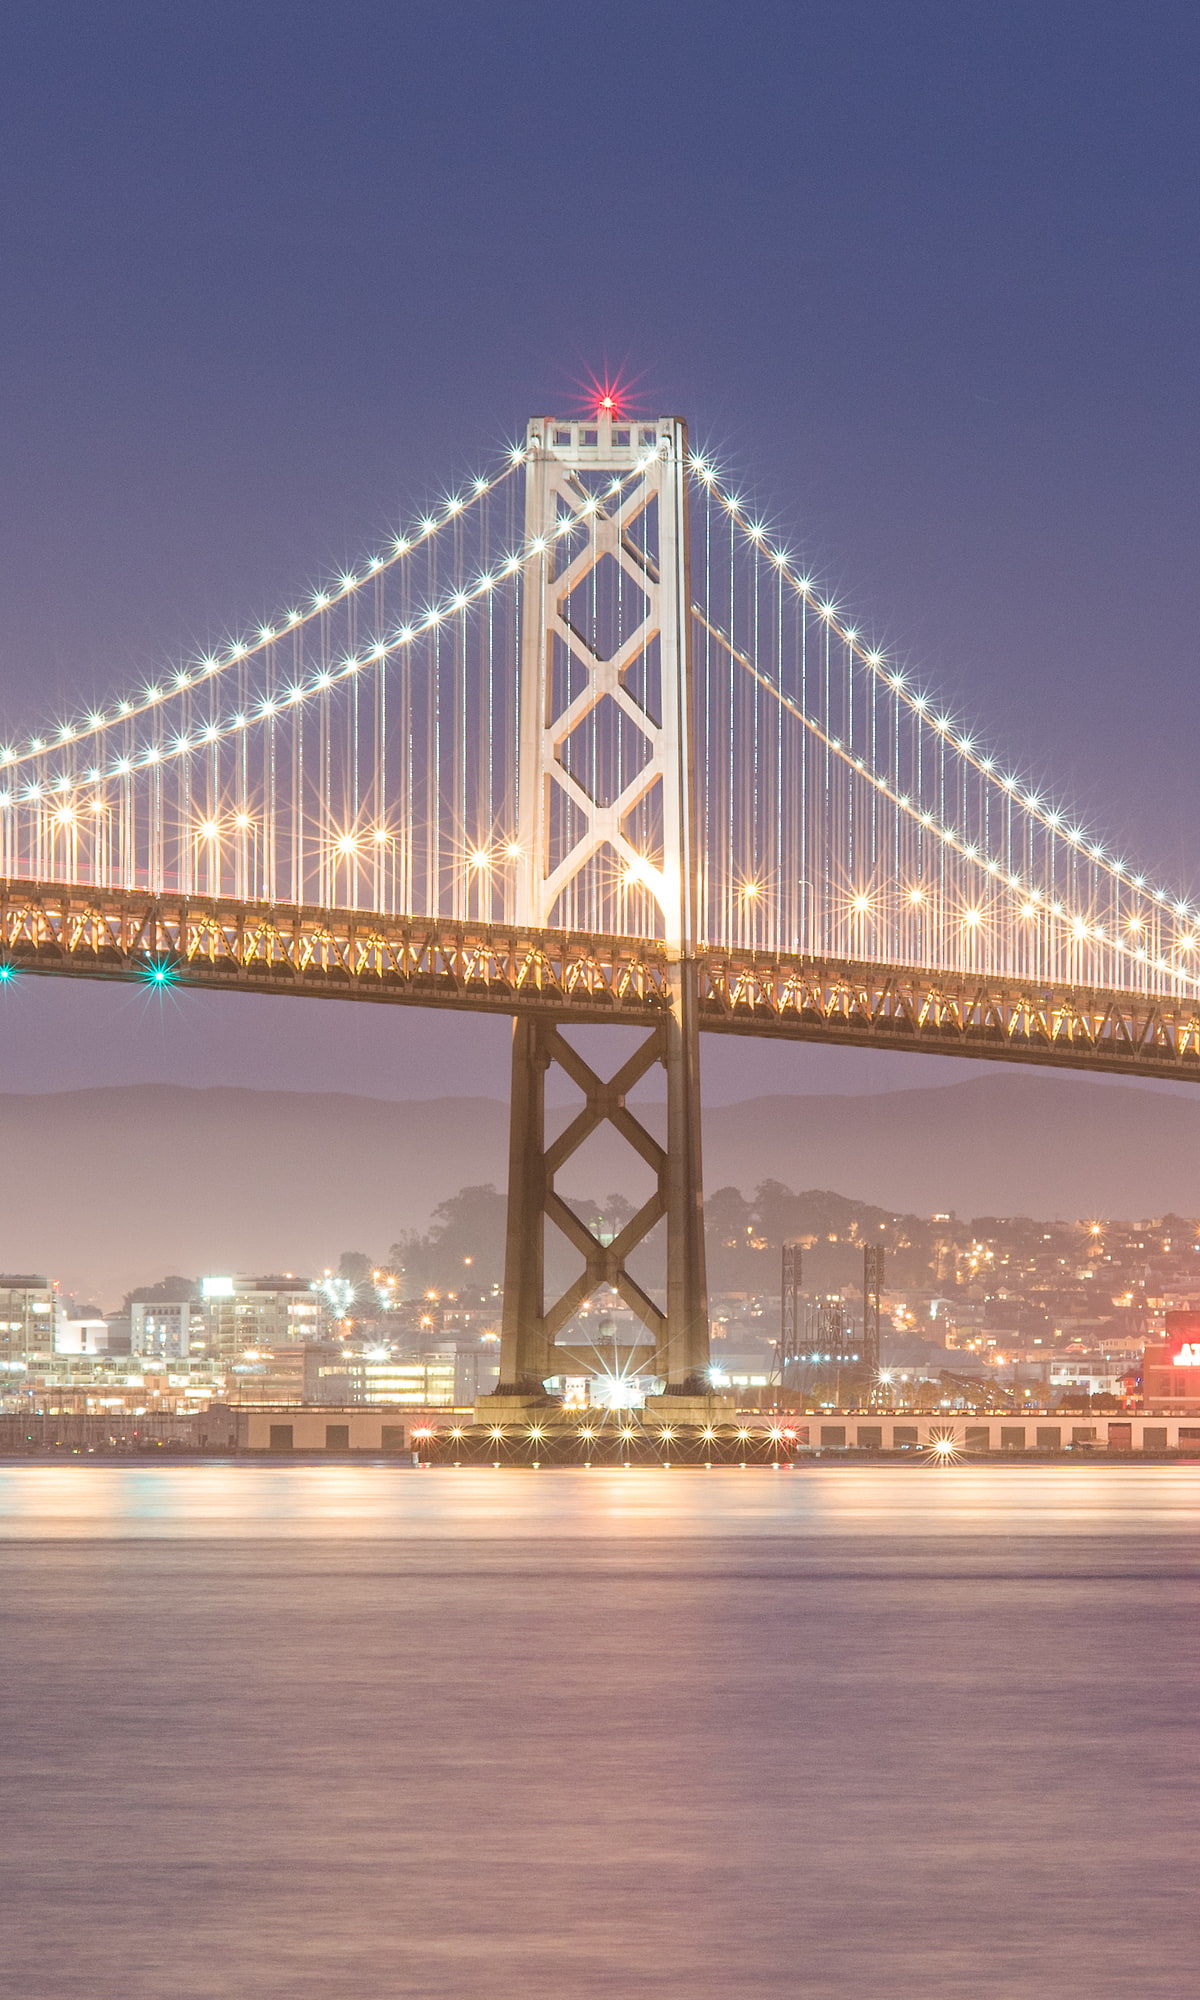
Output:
[
  {"left": 590, "top": 378, "right": 626, "bottom": 420},
  {"left": 571, "top": 368, "right": 642, "bottom": 421}
]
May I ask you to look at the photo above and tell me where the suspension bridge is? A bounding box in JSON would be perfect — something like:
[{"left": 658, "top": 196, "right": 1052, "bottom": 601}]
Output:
[{"left": 3, "top": 406, "right": 1199, "bottom": 1407}]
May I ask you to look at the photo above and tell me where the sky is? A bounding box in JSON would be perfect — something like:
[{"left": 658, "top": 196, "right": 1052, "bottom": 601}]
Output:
[{"left": 0, "top": 0, "right": 1198, "bottom": 1105}]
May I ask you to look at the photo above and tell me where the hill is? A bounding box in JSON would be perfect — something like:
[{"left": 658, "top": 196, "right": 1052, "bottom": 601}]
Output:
[{"left": 3, "top": 1071, "right": 1200, "bottom": 1303}]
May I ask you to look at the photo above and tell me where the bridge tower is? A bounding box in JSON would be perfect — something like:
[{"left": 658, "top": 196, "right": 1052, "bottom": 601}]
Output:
[{"left": 489, "top": 412, "right": 714, "bottom": 1415}]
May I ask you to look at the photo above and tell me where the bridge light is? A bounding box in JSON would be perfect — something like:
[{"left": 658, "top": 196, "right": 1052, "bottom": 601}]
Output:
[
  {"left": 198, "top": 821, "right": 219, "bottom": 840},
  {"left": 139, "top": 958, "right": 179, "bottom": 989},
  {"left": 962, "top": 909, "right": 982, "bottom": 928},
  {"left": 468, "top": 848, "right": 492, "bottom": 871},
  {"left": 0, "top": 964, "right": 14, "bottom": 983},
  {"left": 234, "top": 813, "right": 252, "bottom": 831},
  {"left": 257, "top": 626, "right": 275, "bottom": 643},
  {"left": 504, "top": 842, "right": 522, "bottom": 860},
  {"left": 852, "top": 893, "right": 871, "bottom": 915},
  {"left": 908, "top": 886, "right": 924, "bottom": 905}
]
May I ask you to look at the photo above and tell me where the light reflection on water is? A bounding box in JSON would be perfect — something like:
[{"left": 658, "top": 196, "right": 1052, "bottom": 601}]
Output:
[
  {"left": 0, "top": 1460, "right": 1196, "bottom": 1536},
  {"left": 2, "top": 1466, "right": 1197, "bottom": 1998}
]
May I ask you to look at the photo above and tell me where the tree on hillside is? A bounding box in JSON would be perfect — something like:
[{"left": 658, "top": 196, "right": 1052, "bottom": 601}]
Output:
[
  {"left": 338, "top": 1250, "right": 374, "bottom": 1287},
  {"left": 390, "top": 1184, "right": 508, "bottom": 1294}
]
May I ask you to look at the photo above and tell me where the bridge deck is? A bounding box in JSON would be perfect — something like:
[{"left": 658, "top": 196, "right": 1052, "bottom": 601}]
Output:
[{"left": 3, "top": 880, "right": 1200, "bottom": 1082}]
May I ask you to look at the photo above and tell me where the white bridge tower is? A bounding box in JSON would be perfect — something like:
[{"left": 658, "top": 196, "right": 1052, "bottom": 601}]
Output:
[{"left": 492, "top": 412, "right": 711, "bottom": 1409}]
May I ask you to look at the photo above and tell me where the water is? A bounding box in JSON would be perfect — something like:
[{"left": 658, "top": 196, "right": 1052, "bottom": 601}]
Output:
[{"left": 1, "top": 1464, "right": 1196, "bottom": 1997}]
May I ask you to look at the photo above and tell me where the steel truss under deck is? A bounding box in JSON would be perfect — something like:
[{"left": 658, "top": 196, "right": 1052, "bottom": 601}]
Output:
[{"left": 5, "top": 880, "right": 1200, "bottom": 1081}]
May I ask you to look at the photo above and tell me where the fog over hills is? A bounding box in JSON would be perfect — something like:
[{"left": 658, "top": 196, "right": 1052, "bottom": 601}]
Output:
[{"left": 5, "top": 1071, "right": 1200, "bottom": 1305}]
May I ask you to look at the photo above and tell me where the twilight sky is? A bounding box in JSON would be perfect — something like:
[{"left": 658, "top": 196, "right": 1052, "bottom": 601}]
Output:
[{"left": 0, "top": 1, "right": 1197, "bottom": 1104}]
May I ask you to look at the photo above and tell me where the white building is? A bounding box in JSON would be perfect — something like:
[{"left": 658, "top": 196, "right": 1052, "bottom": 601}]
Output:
[
  {"left": 200, "top": 1275, "right": 323, "bottom": 1358},
  {"left": 54, "top": 1317, "right": 111, "bottom": 1356},
  {"left": 0, "top": 1275, "right": 57, "bottom": 1361},
  {"left": 131, "top": 1300, "right": 198, "bottom": 1360}
]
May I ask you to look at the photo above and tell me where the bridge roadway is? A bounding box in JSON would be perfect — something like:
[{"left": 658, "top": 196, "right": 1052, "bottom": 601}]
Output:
[{"left": 4, "top": 877, "right": 1200, "bottom": 1082}]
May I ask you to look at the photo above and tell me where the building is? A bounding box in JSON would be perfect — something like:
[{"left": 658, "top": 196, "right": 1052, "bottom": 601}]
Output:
[
  {"left": 1048, "top": 1354, "right": 1127, "bottom": 1401},
  {"left": 0, "top": 1275, "right": 57, "bottom": 1362},
  {"left": 342, "top": 1352, "right": 459, "bottom": 1407},
  {"left": 1142, "top": 1312, "right": 1200, "bottom": 1412},
  {"left": 54, "top": 1316, "right": 111, "bottom": 1356},
  {"left": 200, "top": 1275, "right": 322, "bottom": 1358},
  {"left": 131, "top": 1298, "right": 201, "bottom": 1360}
]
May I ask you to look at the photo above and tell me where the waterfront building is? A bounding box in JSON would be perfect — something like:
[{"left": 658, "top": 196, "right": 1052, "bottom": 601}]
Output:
[
  {"left": 54, "top": 1315, "right": 111, "bottom": 1356},
  {"left": 342, "top": 1352, "right": 459, "bottom": 1407},
  {"left": 0, "top": 1276, "right": 57, "bottom": 1363},
  {"left": 200, "top": 1275, "right": 323, "bottom": 1357},
  {"left": 1048, "top": 1354, "right": 1127, "bottom": 1400},
  {"left": 1142, "top": 1312, "right": 1200, "bottom": 1412},
  {"left": 131, "top": 1298, "right": 203, "bottom": 1360}
]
